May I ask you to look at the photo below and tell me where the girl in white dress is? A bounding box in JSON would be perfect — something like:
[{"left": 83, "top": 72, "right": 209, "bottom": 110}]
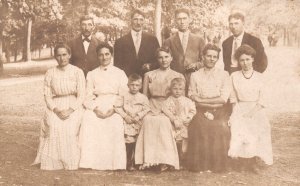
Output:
[
  {"left": 228, "top": 44, "right": 273, "bottom": 173},
  {"left": 33, "top": 44, "right": 85, "bottom": 170},
  {"left": 79, "top": 43, "right": 128, "bottom": 170}
]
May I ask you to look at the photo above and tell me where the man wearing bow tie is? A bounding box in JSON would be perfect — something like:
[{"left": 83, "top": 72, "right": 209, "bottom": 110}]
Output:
[
  {"left": 114, "top": 9, "right": 160, "bottom": 77},
  {"left": 222, "top": 12, "right": 268, "bottom": 74},
  {"left": 69, "top": 15, "right": 102, "bottom": 76}
]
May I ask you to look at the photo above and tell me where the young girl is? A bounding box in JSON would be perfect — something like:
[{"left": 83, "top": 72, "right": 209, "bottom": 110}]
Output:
[
  {"left": 114, "top": 74, "right": 150, "bottom": 171},
  {"left": 162, "top": 78, "right": 196, "bottom": 169}
]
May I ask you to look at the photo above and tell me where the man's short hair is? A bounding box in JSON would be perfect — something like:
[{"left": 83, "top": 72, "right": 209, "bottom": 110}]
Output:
[
  {"left": 128, "top": 73, "right": 142, "bottom": 83},
  {"left": 174, "top": 8, "right": 190, "bottom": 17},
  {"left": 131, "top": 9, "right": 146, "bottom": 19},
  {"left": 228, "top": 12, "right": 245, "bottom": 22},
  {"left": 80, "top": 15, "right": 94, "bottom": 25}
]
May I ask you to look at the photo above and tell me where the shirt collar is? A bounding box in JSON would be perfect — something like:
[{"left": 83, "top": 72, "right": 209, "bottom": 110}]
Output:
[
  {"left": 178, "top": 30, "right": 190, "bottom": 37},
  {"left": 234, "top": 31, "right": 244, "bottom": 41},
  {"left": 131, "top": 30, "right": 142, "bottom": 37},
  {"left": 82, "top": 35, "right": 92, "bottom": 40}
]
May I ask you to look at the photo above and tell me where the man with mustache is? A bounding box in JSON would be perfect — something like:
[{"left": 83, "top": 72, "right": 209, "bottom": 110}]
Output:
[
  {"left": 114, "top": 9, "right": 160, "bottom": 76},
  {"left": 68, "top": 15, "right": 102, "bottom": 76},
  {"left": 222, "top": 12, "right": 268, "bottom": 74}
]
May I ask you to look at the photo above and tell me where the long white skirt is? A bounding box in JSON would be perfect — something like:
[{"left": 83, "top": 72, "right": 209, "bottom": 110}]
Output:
[
  {"left": 79, "top": 110, "right": 126, "bottom": 170},
  {"left": 228, "top": 102, "right": 273, "bottom": 165}
]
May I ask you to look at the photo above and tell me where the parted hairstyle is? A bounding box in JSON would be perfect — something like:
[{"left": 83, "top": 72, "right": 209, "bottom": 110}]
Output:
[
  {"left": 96, "top": 43, "right": 114, "bottom": 55},
  {"left": 174, "top": 8, "right": 190, "bottom": 17},
  {"left": 131, "top": 9, "right": 146, "bottom": 19},
  {"left": 228, "top": 12, "right": 245, "bottom": 22},
  {"left": 202, "top": 43, "right": 221, "bottom": 57},
  {"left": 155, "top": 46, "right": 172, "bottom": 58},
  {"left": 54, "top": 43, "right": 71, "bottom": 56},
  {"left": 234, "top": 44, "right": 256, "bottom": 61},
  {"left": 80, "top": 15, "right": 95, "bottom": 25}
]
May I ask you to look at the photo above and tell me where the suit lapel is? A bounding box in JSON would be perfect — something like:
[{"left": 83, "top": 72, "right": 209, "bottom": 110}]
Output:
[
  {"left": 137, "top": 32, "right": 146, "bottom": 57},
  {"left": 87, "top": 37, "right": 97, "bottom": 56},
  {"left": 241, "top": 32, "right": 250, "bottom": 45},
  {"left": 76, "top": 36, "right": 86, "bottom": 57},
  {"left": 173, "top": 33, "right": 184, "bottom": 54},
  {"left": 127, "top": 33, "right": 137, "bottom": 57}
]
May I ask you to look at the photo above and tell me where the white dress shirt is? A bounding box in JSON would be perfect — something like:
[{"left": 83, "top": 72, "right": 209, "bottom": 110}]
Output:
[
  {"left": 82, "top": 35, "right": 92, "bottom": 54},
  {"left": 231, "top": 32, "right": 244, "bottom": 67},
  {"left": 178, "top": 31, "right": 190, "bottom": 53},
  {"left": 131, "top": 30, "right": 142, "bottom": 55}
]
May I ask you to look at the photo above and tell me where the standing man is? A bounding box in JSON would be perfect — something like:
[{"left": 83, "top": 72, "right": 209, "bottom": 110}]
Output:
[
  {"left": 68, "top": 15, "right": 102, "bottom": 76},
  {"left": 163, "top": 8, "right": 205, "bottom": 80},
  {"left": 114, "top": 9, "right": 160, "bottom": 76},
  {"left": 222, "top": 12, "right": 268, "bottom": 74}
]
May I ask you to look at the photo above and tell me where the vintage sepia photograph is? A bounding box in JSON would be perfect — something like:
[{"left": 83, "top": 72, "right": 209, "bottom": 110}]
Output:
[{"left": 0, "top": 0, "right": 299, "bottom": 185}]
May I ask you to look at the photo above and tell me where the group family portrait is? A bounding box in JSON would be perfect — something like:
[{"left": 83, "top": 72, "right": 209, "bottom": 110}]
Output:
[{"left": 0, "top": 0, "right": 299, "bottom": 185}]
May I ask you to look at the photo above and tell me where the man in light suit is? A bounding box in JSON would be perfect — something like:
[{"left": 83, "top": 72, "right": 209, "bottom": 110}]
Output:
[
  {"left": 163, "top": 8, "right": 205, "bottom": 79},
  {"left": 68, "top": 15, "right": 102, "bottom": 76},
  {"left": 114, "top": 9, "right": 160, "bottom": 77},
  {"left": 222, "top": 12, "right": 268, "bottom": 74}
]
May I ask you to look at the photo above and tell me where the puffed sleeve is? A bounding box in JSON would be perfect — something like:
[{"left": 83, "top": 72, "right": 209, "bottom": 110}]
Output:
[
  {"left": 219, "top": 71, "right": 231, "bottom": 102},
  {"left": 118, "top": 70, "right": 129, "bottom": 96},
  {"left": 186, "top": 98, "right": 196, "bottom": 120},
  {"left": 229, "top": 74, "right": 238, "bottom": 104},
  {"left": 188, "top": 72, "right": 198, "bottom": 98},
  {"left": 70, "top": 69, "right": 86, "bottom": 110},
  {"left": 44, "top": 69, "right": 56, "bottom": 111},
  {"left": 143, "top": 72, "right": 150, "bottom": 97},
  {"left": 83, "top": 71, "right": 97, "bottom": 110}
]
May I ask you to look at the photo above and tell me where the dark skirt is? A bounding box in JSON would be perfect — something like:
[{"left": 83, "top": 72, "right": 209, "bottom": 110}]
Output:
[{"left": 186, "top": 106, "right": 230, "bottom": 172}]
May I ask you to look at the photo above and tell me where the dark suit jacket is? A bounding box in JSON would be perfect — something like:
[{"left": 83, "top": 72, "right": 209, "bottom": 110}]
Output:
[
  {"left": 163, "top": 32, "right": 205, "bottom": 74},
  {"left": 113, "top": 32, "right": 160, "bottom": 76},
  {"left": 222, "top": 32, "right": 268, "bottom": 73},
  {"left": 68, "top": 35, "right": 102, "bottom": 76}
]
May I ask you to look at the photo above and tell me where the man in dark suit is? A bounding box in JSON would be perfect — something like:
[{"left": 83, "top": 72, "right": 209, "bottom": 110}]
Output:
[
  {"left": 222, "top": 12, "right": 268, "bottom": 74},
  {"left": 68, "top": 15, "right": 102, "bottom": 76},
  {"left": 114, "top": 9, "right": 160, "bottom": 76},
  {"left": 163, "top": 8, "right": 205, "bottom": 77}
]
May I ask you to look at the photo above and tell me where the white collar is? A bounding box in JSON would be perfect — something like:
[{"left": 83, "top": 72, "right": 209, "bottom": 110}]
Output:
[
  {"left": 99, "top": 63, "right": 113, "bottom": 71},
  {"left": 178, "top": 30, "right": 190, "bottom": 36},
  {"left": 81, "top": 35, "right": 92, "bottom": 40},
  {"left": 131, "top": 30, "right": 142, "bottom": 37},
  {"left": 234, "top": 31, "right": 244, "bottom": 41}
]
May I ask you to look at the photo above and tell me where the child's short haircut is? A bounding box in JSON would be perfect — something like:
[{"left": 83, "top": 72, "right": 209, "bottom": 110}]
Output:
[
  {"left": 128, "top": 73, "right": 142, "bottom": 83},
  {"left": 170, "top": 78, "right": 186, "bottom": 89}
]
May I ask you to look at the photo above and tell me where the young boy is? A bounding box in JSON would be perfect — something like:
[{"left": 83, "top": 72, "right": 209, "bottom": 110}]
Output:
[
  {"left": 114, "top": 73, "right": 150, "bottom": 171},
  {"left": 162, "top": 78, "right": 196, "bottom": 169}
]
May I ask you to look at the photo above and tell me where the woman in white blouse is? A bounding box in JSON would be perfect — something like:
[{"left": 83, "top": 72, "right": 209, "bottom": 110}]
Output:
[
  {"left": 79, "top": 43, "right": 128, "bottom": 170},
  {"left": 186, "top": 44, "right": 231, "bottom": 173},
  {"left": 228, "top": 44, "right": 273, "bottom": 172},
  {"left": 33, "top": 43, "right": 85, "bottom": 170}
]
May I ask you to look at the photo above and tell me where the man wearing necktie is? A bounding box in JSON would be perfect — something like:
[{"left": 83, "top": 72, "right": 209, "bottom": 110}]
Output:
[
  {"left": 68, "top": 15, "right": 102, "bottom": 76},
  {"left": 114, "top": 9, "right": 160, "bottom": 77},
  {"left": 163, "top": 8, "right": 205, "bottom": 92},
  {"left": 222, "top": 12, "right": 268, "bottom": 74}
]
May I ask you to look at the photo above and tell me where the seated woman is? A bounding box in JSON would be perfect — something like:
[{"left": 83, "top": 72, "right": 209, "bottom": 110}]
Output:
[
  {"left": 135, "top": 47, "right": 184, "bottom": 172},
  {"left": 33, "top": 43, "right": 85, "bottom": 170},
  {"left": 228, "top": 44, "right": 273, "bottom": 172},
  {"left": 79, "top": 43, "right": 128, "bottom": 170},
  {"left": 186, "top": 44, "right": 231, "bottom": 173}
]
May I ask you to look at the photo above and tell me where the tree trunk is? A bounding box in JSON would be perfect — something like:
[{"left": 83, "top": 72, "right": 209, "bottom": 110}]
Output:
[
  {"left": 154, "top": 0, "right": 162, "bottom": 46},
  {"left": 25, "top": 18, "right": 33, "bottom": 62}
]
